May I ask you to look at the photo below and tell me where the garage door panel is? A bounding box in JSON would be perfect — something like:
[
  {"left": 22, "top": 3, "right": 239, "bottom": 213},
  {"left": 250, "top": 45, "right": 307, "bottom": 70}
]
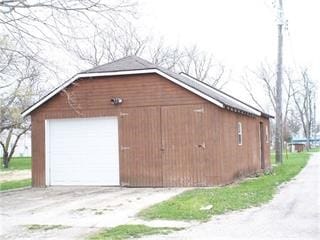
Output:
[{"left": 46, "top": 117, "right": 119, "bottom": 186}]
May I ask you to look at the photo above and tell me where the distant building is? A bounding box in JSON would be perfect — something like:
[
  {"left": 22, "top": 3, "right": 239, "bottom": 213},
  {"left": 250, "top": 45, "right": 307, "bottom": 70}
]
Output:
[
  {"left": 291, "top": 136, "right": 320, "bottom": 147},
  {"left": 289, "top": 143, "right": 305, "bottom": 152}
]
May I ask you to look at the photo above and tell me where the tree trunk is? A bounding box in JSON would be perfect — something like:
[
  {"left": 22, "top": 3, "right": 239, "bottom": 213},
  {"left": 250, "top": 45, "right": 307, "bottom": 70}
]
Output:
[
  {"left": 2, "top": 150, "right": 9, "bottom": 168},
  {"left": 306, "top": 127, "right": 311, "bottom": 151}
]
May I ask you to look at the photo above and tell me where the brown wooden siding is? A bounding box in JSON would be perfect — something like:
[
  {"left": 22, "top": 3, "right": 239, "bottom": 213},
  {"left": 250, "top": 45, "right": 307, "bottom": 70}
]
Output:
[
  {"left": 31, "top": 116, "right": 45, "bottom": 187},
  {"left": 30, "top": 73, "right": 270, "bottom": 187},
  {"left": 161, "top": 104, "right": 206, "bottom": 187}
]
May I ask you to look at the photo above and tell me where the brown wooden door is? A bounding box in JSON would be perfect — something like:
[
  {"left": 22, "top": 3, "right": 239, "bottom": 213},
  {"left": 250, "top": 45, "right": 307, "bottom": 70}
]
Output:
[
  {"left": 119, "top": 107, "right": 162, "bottom": 186},
  {"left": 161, "top": 104, "right": 206, "bottom": 187}
]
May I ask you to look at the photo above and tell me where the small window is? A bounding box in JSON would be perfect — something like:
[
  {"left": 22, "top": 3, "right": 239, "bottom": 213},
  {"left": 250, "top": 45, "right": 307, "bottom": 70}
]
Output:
[
  {"left": 237, "top": 122, "right": 242, "bottom": 145},
  {"left": 266, "top": 126, "right": 269, "bottom": 143}
]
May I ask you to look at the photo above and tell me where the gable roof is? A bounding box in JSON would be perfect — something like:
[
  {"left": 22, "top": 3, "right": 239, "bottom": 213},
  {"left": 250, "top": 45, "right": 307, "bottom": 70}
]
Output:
[
  {"left": 82, "top": 55, "right": 156, "bottom": 73},
  {"left": 21, "top": 56, "right": 272, "bottom": 118}
]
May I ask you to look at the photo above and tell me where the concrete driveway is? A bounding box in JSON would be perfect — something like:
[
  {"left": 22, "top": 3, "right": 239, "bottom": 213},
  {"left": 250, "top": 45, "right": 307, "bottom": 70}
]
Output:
[
  {"left": 143, "top": 152, "right": 320, "bottom": 240},
  {"left": 0, "top": 187, "right": 185, "bottom": 239}
]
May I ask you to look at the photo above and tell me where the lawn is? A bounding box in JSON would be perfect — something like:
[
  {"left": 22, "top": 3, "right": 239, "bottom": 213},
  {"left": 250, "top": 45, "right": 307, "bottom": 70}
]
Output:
[
  {"left": 0, "top": 157, "right": 31, "bottom": 171},
  {"left": 88, "top": 224, "right": 182, "bottom": 240},
  {"left": 0, "top": 157, "right": 31, "bottom": 191},
  {"left": 0, "top": 179, "right": 31, "bottom": 191},
  {"left": 139, "top": 152, "right": 311, "bottom": 221},
  {"left": 309, "top": 147, "right": 320, "bottom": 152}
]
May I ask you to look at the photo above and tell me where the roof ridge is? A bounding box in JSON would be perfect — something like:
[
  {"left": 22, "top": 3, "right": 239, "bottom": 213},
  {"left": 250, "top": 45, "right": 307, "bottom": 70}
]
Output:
[
  {"left": 82, "top": 56, "right": 140, "bottom": 73},
  {"left": 131, "top": 56, "right": 157, "bottom": 68}
]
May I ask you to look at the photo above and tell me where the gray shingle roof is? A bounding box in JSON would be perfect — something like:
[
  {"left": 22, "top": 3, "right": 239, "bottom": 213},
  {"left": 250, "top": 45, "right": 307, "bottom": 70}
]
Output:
[
  {"left": 82, "top": 56, "right": 156, "bottom": 73},
  {"left": 82, "top": 56, "right": 270, "bottom": 117}
]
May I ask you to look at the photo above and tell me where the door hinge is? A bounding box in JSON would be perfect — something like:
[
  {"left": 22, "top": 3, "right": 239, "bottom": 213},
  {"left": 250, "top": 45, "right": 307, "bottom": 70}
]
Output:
[
  {"left": 121, "top": 146, "right": 130, "bottom": 150},
  {"left": 193, "top": 108, "right": 204, "bottom": 113}
]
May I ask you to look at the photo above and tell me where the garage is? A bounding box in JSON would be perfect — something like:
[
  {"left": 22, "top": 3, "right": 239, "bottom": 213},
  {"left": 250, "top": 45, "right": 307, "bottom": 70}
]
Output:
[
  {"left": 45, "top": 117, "right": 119, "bottom": 186},
  {"left": 23, "top": 56, "right": 271, "bottom": 187}
]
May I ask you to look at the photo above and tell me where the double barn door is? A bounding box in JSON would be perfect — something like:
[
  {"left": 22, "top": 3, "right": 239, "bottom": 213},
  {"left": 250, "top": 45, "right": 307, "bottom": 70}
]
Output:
[{"left": 120, "top": 104, "right": 206, "bottom": 187}]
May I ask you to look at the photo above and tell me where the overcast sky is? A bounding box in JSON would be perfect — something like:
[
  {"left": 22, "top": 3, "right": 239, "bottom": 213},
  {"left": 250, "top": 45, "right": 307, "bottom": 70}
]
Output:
[
  {"left": 136, "top": 0, "right": 319, "bottom": 115},
  {"left": 46, "top": 0, "right": 319, "bottom": 119}
]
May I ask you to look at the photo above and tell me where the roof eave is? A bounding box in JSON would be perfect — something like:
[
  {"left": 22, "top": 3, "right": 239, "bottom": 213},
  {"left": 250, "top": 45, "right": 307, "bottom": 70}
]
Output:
[{"left": 179, "top": 72, "right": 263, "bottom": 117}]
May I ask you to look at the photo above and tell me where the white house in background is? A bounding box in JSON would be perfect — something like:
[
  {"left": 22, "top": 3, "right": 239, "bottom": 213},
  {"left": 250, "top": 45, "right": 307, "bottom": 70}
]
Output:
[{"left": 0, "top": 131, "right": 31, "bottom": 157}]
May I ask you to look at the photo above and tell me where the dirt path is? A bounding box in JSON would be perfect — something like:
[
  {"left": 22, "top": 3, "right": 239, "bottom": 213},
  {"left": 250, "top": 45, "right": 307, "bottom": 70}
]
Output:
[
  {"left": 0, "top": 170, "right": 31, "bottom": 182},
  {"left": 142, "top": 153, "right": 320, "bottom": 240}
]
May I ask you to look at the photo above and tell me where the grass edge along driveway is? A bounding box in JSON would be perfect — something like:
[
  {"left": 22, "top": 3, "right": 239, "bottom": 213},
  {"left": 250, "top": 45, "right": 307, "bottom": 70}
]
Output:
[
  {"left": 88, "top": 224, "right": 183, "bottom": 240},
  {"left": 0, "top": 179, "right": 31, "bottom": 191},
  {"left": 139, "top": 152, "right": 311, "bottom": 221},
  {"left": 0, "top": 157, "right": 31, "bottom": 191}
]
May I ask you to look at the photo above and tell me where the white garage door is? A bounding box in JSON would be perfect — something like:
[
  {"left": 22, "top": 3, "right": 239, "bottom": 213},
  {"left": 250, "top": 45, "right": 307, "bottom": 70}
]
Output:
[{"left": 46, "top": 117, "right": 119, "bottom": 186}]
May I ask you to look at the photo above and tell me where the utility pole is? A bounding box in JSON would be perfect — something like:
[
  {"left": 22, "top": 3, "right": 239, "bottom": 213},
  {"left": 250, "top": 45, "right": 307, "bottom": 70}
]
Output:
[
  {"left": 275, "top": 0, "right": 284, "bottom": 164},
  {"left": 313, "top": 91, "right": 316, "bottom": 148}
]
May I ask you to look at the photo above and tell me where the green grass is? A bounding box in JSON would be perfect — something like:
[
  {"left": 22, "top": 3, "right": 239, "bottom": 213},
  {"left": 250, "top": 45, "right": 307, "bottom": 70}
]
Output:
[
  {"left": 309, "top": 147, "right": 320, "bottom": 152},
  {"left": 26, "top": 224, "right": 70, "bottom": 231},
  {"left": 0, "top": 157, "right": 31, "bottom": 171},
  {"left": 0, "top": 179, "right": 31, "bottom": 191},
  {"left": 88, "top": 224, "right": 182, "bottom": 240},
  {"left": 139, "top": 152, "right": 311, "bottom": 221},
  {"left": 0, "top": 157, "right": 31, "bottom": 191}
]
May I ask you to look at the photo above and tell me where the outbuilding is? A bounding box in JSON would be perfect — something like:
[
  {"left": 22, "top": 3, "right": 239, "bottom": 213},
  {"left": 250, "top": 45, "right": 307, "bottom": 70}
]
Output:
[
  {"left": 289, "top": 143, "right": 305, "bottom": 152},
  {"left": 22, "top": 56, "right": 272, "bottom": 187}
]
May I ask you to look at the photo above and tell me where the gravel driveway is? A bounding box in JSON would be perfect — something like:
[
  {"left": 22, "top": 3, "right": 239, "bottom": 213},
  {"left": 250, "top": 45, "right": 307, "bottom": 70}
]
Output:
[
  {"left": 143, "top": 152, "right": 320, "bottom": 240},
  {"left": 0, "top": 187, "right": 185, "bottom": 239},
  {"left": 1, "top": 154, "right": 319, "bottom": 240}
]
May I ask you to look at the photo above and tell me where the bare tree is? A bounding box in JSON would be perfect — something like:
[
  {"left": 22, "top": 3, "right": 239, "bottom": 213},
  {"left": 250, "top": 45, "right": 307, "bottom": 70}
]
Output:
[
  {"left": 286, "top": 109, "right": 302, "bottom": 137},
  {"left": 243, "top": 63, "right": 304, "bottom": 155},
  {"left": 67, "top": 24, "right": 149, "bottom": 67},
  {"left": 0, "top": 1, "right": 137, "bottom": 51},
  {"left": 0, "top": 0, "right": 137, "bottom": 84},
  {"left": 244, "top": 63, "right": 294, "bottom": 122},
  {"left": 1, "top": 126, "right": 31, "bottom": 168},
  {"left": 292, "top": 69, "right": 316, "bottom": 150},
  {"left": 67, "top": 24, "right": 226, "bottom": 88},
  {"left": 177, "top": 45, "right": 226, "bottom": 88},
  {"left": 0, "top": 38, "right": 41, "bottom": 168},
  {"left": 245, "top": 65, "right": 318, "bottom": 151},
  {"left": 314, "top": 123, "right": 320, "bottom": 141},
  {"left": 148, "top": 39, "right": 184, "bottom": 71}
]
